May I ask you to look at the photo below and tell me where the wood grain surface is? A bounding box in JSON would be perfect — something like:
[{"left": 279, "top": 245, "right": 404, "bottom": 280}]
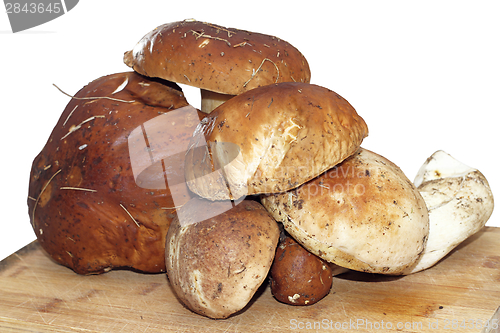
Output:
[{"left": 1, "top": 227, "right": 499, "bottom": 333}]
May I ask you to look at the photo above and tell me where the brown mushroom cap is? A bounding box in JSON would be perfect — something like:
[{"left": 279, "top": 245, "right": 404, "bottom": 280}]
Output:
[
  {"left": 124, "top": 19, "right": 311, "bottom": 113},
  {"left": 28, "top": 72, "right": 203, "bottom": 274},
  {"left": 124, "top": 19, "right": 310, "bottom": 96},
  {"left": 261, "top": 148, "right": 429, "bottom": 275},
  {"left": 184, "top": 82, "right": 368, "bottom": 201},
  {"left": 270, "top": 236, "right": 333, "bottom": 306},
  {"left": 165, "top": 198, "right": 280, "bottom": 319}
]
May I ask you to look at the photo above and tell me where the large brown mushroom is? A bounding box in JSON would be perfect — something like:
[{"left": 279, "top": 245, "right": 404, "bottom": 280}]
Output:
[
  {"left": 165, "top": 198, "right": 279, "bottom": 319},
  {"left": 124, "top": 19, "right": 311, "bottom": 113},
  {"left": 28, "top": 72, "right": 204, "bottom": 274}
]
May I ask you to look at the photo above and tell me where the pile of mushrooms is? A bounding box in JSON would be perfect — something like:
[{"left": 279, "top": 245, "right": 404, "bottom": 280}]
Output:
[{"left": 28, "top": 19, "right": 494, "bottom": 319}]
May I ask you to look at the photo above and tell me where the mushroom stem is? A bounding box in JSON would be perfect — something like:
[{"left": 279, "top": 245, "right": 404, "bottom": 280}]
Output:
[
  {"left": 402, "top": 151, "right": 494, "bottom": 275},
  {"left": 200, "top": 89, "right": 235, "bottom": 114}
]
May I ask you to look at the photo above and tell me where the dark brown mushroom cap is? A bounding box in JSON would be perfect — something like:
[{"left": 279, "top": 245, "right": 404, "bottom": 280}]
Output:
[
  {"left": 270, "top": 236, "right": 333, "bottom": 306},
  {"left": 28, "top": 72, "right": 203, "bottom": 274},
  {"left": 124, "top": 19, "right": 311, "bottom": 95}
]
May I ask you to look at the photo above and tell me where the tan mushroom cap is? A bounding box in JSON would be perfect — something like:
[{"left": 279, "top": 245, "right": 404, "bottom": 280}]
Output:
[
  {"left": 184, "top": 82, "right": 369, "bottom": 201},
  {"left": 165, "top": 198, "right": 279, "bottom": 319},
  {"left": 261, "top": 148, "right": 430, "bottom": 275},
  {"left": 124, "top": 19, "right": 311, "bottom": 112}
]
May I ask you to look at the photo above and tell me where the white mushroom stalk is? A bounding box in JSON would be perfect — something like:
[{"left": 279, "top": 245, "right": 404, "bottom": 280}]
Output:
[
  {"left": 200, "top": 89, "right": 235, "bottom": 114},
  {"left": 402, "top": 150, "right": 494, "bottom": 275}
]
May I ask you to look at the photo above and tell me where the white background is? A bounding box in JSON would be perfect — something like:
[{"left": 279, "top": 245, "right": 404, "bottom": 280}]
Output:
[{"left": 1, "top": 0, "right": 499, "bottom": 261}]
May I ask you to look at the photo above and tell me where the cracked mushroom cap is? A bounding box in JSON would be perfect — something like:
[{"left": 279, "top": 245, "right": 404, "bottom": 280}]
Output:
[
  {"left": 165, "top": 198, "right": 279, "bottom": 319},
  {"left": 28, "top": 72, "right": 203, "bottom": 274},
  {"left": 184, "top": 82, "right": 368, "bottom": 201},
  {"left": 261, "top": 148, "right": 430, "bottom": 275},
  {"left": 123, "top": 19, "right": 311, "bottom": 112}
]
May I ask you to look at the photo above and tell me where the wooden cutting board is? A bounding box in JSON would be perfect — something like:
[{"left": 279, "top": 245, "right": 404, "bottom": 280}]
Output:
[{"left": 1, "top": 227, "right": 499, "bottom": 333}]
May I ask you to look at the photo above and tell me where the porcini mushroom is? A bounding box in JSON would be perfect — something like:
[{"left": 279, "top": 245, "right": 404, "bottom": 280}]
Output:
[
  {"left": 402, "top": 150, "right": 494, "bottom": 274},
  {"left": 270, "top": 235, "right": 333, "bottom": 306},
  {"left": 165, "top": 198, "right": 279, "bottom": 319},
  {"left": 123, "top": 19, "right": 311, "bottom": 113},
  {"left": 28, "top": 72, "right": 203, "bottom": 274},
  {"left": 184, "top": 82, "right": 369, "bottom": 201},
  {"left": 261, "top": 148, "right": 430, "bottom": 275}
]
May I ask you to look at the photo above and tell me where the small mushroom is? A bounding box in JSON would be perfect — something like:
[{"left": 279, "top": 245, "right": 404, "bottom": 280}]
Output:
[
  {"left": 165, "top": 198, "right": 279, "bottom": 319},
  {"left": 262, "top": 148, "right": 430, "bottom": 275},
  {"left": 270, "top": 236, "right": 333, "bottom": 306},
  {"left": 402, "top": 150, "right": 494, "bottom": 274},
  {"left": 124, "top": 19, "right": 311, "bottom": 113}
]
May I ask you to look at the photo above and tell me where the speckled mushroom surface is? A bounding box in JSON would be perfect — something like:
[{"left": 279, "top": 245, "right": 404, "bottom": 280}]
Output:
[
  {"left": 261, "top": 148, "right": 430, "bottom": 275},
  {"left": 165, "top": 198, "right": 279, "bottom": 319},
  {"left": 124, "top": 19, "right": 311, "bottom": 96},
  {"left": 184, "top": 82, "right": 369, "bottom": 200},
  {"left": 28, "top": 72, "right": 203, "bottom": 274}
]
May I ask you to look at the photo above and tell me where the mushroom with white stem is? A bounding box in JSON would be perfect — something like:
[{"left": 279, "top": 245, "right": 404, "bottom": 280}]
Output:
[
  {"left": 123, "top": 19, "right": 311, "bottom": 114},
  {"left": 401, "top": 150, "right": 494, "bottom": 274}
]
